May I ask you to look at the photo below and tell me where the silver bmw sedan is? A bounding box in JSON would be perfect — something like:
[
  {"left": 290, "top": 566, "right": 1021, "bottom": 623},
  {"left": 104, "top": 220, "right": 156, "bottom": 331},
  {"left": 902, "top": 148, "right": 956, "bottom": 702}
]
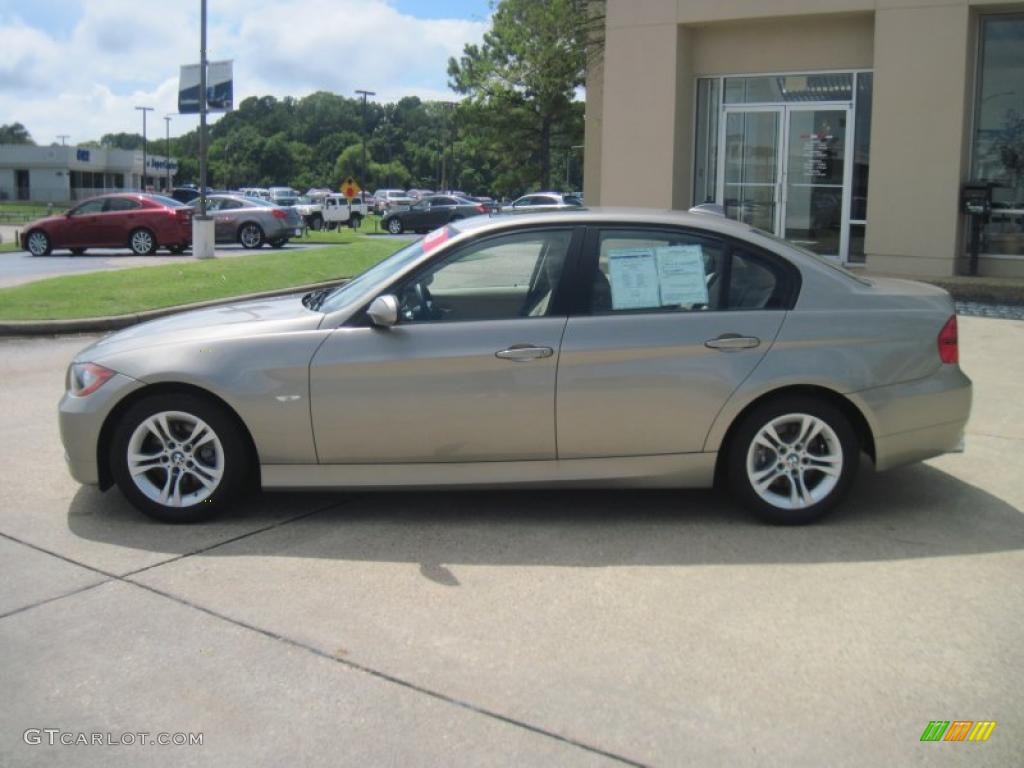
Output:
[{"left": 58, "top": 209, "right": 971, "bottom": 525}]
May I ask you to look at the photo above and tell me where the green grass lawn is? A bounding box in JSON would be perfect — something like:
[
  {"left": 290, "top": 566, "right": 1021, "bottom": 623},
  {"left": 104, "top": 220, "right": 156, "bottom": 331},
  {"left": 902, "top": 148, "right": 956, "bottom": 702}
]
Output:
[
  {"left": 0, "top": 240, "right": 403, "bottom": 321},
  {"left": 0, "top": 201, "right": 62, "bottom": 224},
  {"left": 0, "top": 241, "right": 19, "bottom": 253}
]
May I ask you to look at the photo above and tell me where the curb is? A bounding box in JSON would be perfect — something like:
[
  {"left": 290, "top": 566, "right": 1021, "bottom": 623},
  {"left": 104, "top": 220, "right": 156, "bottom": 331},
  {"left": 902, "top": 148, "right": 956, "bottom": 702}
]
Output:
[{"left": 0, "top": 279, "right": 346, "bottom": 337}]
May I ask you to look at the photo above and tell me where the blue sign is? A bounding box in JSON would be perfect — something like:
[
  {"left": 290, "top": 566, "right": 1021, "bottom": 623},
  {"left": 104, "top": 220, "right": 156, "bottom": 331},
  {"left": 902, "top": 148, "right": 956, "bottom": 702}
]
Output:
[{"left": 76, "top": 149, "right": 90, "bottom": 162}]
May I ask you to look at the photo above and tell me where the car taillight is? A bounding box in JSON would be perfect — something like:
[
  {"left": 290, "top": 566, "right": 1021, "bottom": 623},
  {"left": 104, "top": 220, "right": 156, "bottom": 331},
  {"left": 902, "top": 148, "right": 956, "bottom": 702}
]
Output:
[
  {"left": 272, "top": 208, "right": 287, "bottom": 219},
  {"left": 475, "top": 204, "right": 487, "bottom": 213},
  {"left": 937, "top": 314, "right": 958, "bottom": 364}
]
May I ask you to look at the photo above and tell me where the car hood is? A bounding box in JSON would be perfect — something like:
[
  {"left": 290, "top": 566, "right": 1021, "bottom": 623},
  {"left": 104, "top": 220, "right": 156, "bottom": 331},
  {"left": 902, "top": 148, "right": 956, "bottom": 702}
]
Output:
[
  {"left": 76, "top": 294, "right": 323, "bottom": 362},
  {"left": 27, "top": 214, "right": 68, "bottom": 229}
]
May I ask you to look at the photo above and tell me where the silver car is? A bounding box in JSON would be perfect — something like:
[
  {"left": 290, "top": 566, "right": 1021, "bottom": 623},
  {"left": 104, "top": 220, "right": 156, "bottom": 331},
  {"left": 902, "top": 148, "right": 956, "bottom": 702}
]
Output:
[
  {"left": 191, "top": 194, "right": 304, "bottom": 248},
  {"left": 58, "top": 208, "right": 971, "bottom": 524},
  {"left": 505, "top": 192, "right": 583, "bottom": 214}
]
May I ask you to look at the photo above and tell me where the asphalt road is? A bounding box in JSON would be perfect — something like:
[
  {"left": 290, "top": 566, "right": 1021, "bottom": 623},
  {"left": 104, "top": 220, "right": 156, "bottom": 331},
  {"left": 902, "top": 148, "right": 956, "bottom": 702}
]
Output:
[{"left": 0, "top": 317, "right": 1021, "bottom": 766}]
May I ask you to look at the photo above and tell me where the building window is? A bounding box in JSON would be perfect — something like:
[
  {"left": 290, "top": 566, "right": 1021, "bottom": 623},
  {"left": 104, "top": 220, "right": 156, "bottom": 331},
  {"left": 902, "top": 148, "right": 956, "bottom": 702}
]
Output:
[
  {"left": 723, "top": 74, "right": 853, "bottom": 104},
  {"left": 693, "top": 79, "right": 720, "bottom": 205},
  {"left": 847, "top": 72, "right": 872, "bottom": 264},
  {"left": 972, "top": 14, "right": 1024, "bottom": 256}
]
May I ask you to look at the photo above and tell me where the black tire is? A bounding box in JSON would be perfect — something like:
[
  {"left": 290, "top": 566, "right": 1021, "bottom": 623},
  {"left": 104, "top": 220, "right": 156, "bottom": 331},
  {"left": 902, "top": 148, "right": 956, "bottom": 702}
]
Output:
[
  {"left": 269, "top": 238, "right": 286, "bottom": 249},
  {"left": 110, "top": 393, "right": 250, "bottom": 523},
  {"left": 309, "top": 214, "right": 323, "bottom": 231},
  {"left": 129, "top": 228, "right": 157, "bottom": 256},
  {"left": 70, "top": 247, "right": 87, "bottom": 255},
  {"left": 26, "top": 230, "right": 51, "bottom": 257},
  {"left": 386, "top": 217, "right": 404, "bottom": 235},
  {"left": 726, "top": 396, "right": 859, "bottom": 525},
  {"left": 238, "top": 222, "right": 264, "bottom": 249}
]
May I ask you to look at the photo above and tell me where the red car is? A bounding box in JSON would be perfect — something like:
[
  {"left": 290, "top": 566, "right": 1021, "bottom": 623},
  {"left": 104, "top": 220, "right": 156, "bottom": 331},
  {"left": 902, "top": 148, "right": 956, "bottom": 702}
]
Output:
[{"left": 21, "top": 194, "right": 192, "bottom": 257}]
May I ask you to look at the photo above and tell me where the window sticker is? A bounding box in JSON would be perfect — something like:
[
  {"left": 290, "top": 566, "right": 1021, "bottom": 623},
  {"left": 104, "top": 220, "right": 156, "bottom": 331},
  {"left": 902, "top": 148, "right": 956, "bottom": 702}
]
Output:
[
  {"left": 607, "top": 248, "right": 660, "bottom": 309},
  {"left": 656, "top": 245, "right": 709, "bottom": 306}
]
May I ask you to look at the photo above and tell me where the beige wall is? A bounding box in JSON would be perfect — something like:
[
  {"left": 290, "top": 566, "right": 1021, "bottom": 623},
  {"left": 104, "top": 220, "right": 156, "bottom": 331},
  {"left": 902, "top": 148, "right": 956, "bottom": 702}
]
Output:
[
  {"left": 865, "top": 4, "right": 972, "bottom": 277},
  {"left": 591, "top": 0, "right": 1024, "bottom": 278}
]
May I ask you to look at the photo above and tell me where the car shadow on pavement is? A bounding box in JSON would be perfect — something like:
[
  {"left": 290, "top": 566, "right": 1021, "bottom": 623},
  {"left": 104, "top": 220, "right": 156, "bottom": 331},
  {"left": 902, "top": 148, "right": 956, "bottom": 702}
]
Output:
[{"left": 67, "top": 461, "right": 1024, "bottom": 575}]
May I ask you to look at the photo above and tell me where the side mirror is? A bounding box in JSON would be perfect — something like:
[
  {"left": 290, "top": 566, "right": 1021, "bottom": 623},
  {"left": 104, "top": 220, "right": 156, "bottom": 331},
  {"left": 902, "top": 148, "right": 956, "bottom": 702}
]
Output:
[{"left": 367, "top": 295, "right": 399, "bottom": 328}]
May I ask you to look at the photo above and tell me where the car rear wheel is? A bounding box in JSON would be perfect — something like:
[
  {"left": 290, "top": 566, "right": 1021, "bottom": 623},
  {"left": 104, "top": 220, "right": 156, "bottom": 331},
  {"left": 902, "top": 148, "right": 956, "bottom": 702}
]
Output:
[
  {"left": 387, "top": 217, "right": 404, "bottom": 234},
  {"left": 309, "top": 214, "right": 323, "bottom": 230},
  {"left": 26, "top": 230, "right": 51, "bottom": 257},
  {"left": 238, "top": 223, "right": 264, "bottom": 249},
  {"left": 727, "top": 397, "right": 858, "bottom": 525},
  {"left": 110, "top": 393, "right": 249, "bottom": 523},
  {"left": 129, "top": 228, "right": 157, "bottom": 256}
]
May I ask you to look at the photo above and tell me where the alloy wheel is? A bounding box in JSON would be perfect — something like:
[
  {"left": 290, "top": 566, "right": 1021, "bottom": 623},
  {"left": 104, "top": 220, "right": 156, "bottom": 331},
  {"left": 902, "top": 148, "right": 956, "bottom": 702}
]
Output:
[
  {"left": 240, "top": 224, "right": 263, "bottom": 248},
  {"left": 27, "top": 231, "right": 50, "bottom": 256},
  {"left": 126, "top": 410, "right": 225, "bottom": 507},
  {"left": 130, "top": 229, "right": 155, "bottom": 255},
  {"left": 745, "top": 413, "right": 843, "bottom": 511}
]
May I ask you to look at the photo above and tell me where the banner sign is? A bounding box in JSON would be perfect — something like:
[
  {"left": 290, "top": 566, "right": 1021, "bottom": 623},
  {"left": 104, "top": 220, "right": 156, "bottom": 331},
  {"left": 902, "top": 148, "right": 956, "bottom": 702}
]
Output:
[{"left": 178, "top": 60, "right": 234, "bottom": 114}]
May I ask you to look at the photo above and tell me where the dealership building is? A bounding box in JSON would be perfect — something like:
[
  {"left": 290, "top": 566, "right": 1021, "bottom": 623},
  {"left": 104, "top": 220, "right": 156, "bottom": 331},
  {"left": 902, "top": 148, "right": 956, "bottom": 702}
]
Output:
[
  {"left": 0, "top": 144, "right": 177, "bottom": 204},
  {"left": 584, "top": 0, "right": 1024, "bottom": 277}
]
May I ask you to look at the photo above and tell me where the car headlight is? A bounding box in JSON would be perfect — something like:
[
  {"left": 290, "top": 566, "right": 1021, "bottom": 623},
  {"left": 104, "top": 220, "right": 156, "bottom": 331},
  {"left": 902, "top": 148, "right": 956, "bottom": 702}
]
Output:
[{"left": 67, "top": 362, "right": 115, "bottom": 397}]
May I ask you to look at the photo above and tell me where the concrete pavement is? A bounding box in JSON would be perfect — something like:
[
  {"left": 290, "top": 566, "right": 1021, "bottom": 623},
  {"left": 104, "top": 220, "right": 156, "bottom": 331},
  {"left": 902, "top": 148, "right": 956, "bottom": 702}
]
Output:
[{"left": 0, "top": 318, "right": 1022, "bottom": 766}]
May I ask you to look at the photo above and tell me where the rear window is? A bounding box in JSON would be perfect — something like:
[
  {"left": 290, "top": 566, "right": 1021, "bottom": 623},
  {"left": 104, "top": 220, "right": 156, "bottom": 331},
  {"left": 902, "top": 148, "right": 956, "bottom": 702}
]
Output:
[{"left": 145, "top": 194, "right": 186, "bottom": 208}]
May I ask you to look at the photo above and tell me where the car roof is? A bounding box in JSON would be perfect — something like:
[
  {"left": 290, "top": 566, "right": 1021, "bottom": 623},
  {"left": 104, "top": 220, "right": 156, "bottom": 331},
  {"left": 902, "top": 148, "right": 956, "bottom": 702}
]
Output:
[{"left": 451, "top": 206, "right": 765, "bottom": 240}]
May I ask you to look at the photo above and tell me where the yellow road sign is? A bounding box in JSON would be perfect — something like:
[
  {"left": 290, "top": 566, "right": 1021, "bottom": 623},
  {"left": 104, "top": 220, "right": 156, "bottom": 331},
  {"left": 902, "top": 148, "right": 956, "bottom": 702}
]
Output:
[{"left": 341, "top": 177, "right": 361, "bottom": 200}]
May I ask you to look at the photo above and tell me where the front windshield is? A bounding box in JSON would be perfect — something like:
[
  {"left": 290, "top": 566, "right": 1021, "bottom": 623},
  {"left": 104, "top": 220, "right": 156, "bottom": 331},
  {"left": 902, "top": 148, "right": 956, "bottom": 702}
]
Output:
[
  {"left": 296, "top": 196, "right": 312, "bottom": 204},
  {"left": 318, "top": 236, "right": 432, "bottom": 313}
]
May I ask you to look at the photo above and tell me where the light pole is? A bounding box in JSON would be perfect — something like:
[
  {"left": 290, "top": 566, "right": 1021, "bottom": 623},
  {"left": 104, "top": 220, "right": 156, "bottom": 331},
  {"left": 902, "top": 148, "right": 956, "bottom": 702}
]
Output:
[
  {"left": 163, "top": 116, "right": 173, "bottom": 192},
  {"left": 135, "top": 105, "right": 153, "bottom": 191},
  {"left": 57, "top": 135, "right": 69, "bottom": 146},
  {"left": 193, "top": 0, "right": 215, "bottom": 258},
  {"left": 355, "top": 89, "right": 375, "bottom": 187}
]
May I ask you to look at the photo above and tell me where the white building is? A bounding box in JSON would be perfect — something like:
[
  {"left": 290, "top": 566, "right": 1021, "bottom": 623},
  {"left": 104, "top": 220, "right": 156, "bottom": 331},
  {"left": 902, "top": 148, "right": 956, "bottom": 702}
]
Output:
[{"left": 0, "top": 144, "right": 178, "bottom": 203}]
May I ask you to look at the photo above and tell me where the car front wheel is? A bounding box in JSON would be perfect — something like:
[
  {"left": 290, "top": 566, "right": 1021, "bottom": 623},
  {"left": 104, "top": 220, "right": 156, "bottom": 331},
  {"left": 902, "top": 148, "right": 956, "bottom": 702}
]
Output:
[
  {"left": 387, "top": 217, "right": 404, "bottom": 234},
  {"left": 727, "top": 397, "right": 858, "bottom": 525},
  {"left": 110, "top": 393, "right": 249, "bottom": 523},
  {"left": 129, "top": 228, "right": 157, "bottom": 255},
  {"left": 26, "top": 230, "right": 51, "bottom": 256}
]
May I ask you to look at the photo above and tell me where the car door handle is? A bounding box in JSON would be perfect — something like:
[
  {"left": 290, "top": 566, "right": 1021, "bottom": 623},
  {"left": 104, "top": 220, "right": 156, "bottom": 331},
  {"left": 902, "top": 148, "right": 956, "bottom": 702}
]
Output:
[
  {"left": 495, "top": 345, "right": 554, "bottom": 362},
  {"left": 704, "top": 334, "right": 760, "bottom": 351}
]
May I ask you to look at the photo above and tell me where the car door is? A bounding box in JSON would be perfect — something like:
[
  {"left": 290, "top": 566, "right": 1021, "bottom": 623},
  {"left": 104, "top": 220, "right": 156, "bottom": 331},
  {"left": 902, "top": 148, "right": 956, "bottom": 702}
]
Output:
[
  {"left": 555, "top": 226, "right": 793, "bottom": 458},
  {"left": 426, "top": 196, "right": 457, "bottom": 227},
  {"left": 308, "top": 226, "right": 581, "bottom": 464},
  {"left": 214, "top": 198, "right": 245, "bottom": 241},
  {"left": 102, "top": 196, "right": 144, "bottom": 246},
  {"left": 62, "top": 199, "right": 107, "bottom": 247}
]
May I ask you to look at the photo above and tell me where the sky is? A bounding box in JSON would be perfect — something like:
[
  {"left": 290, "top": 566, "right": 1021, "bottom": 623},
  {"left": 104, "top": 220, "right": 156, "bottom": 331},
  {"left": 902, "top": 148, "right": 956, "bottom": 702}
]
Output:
[{"left": 0, "top": 0, "right": 493, "bottom": 146}]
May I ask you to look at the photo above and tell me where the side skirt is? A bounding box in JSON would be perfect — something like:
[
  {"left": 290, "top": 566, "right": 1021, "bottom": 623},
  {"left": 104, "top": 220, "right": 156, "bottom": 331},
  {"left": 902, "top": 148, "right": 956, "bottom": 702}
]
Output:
[{"left": 262, "top": 453, "right": 717, "bottom": 490}]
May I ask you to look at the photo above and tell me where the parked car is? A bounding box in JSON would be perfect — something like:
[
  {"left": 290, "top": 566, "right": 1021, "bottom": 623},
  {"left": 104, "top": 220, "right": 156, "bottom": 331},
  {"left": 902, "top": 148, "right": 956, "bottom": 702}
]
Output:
[
  {"left": 381, "top": 194, "right": 488, "bottom": 234},
  {"left": 21, "top": 193, "right": 192, "bottom": 256},
  {"left": 504, "top": 192, "right": 583, "bottom": 213},
  {"left": 170, "top": 187, "right": 201, "bottom": 204},
  {"left": 188, "top": 194, "right": 303, "bottom": 248},
  {"left": 406, "top": 188, "right": 435, "bottom": 201},
  {"left": 319, "top": 194, "right": 368, "bottom": 230},
  {"left": 372, "top": 189, "right": 413, "bottom": 214},
  {"left": 292, "top": 195, "right": 323, "bottom": 229},
  {"left": 239, "top": 187, "right": 272, "bottom": 201},
  {"left": 57, "top": 207, "right": 971, "bottom": 525}
]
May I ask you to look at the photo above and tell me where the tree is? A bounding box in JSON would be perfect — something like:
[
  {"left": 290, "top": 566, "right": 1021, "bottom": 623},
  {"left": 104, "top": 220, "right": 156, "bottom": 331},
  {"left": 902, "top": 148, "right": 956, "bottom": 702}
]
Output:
[
  {"left": 447, "top": 0, "right": 602, "bottom": 191},
  {"left": 99, "top": 132, "right": 146, "bottom": 150},
  {"left": 0, "top": 122, "right": 35, "bottom": 145}
]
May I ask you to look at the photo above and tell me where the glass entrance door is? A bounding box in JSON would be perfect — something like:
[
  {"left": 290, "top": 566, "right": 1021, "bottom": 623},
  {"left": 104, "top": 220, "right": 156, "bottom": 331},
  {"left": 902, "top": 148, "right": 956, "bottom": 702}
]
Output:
[
  {"left": 721, "top": 108, "right": 783, "bottom": 234},
  {"left": 718, "top": 104, "right": 853, "bottom": 261},
  {"left": 783, "top": 108, "right": 849, "bottom": 258}
]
